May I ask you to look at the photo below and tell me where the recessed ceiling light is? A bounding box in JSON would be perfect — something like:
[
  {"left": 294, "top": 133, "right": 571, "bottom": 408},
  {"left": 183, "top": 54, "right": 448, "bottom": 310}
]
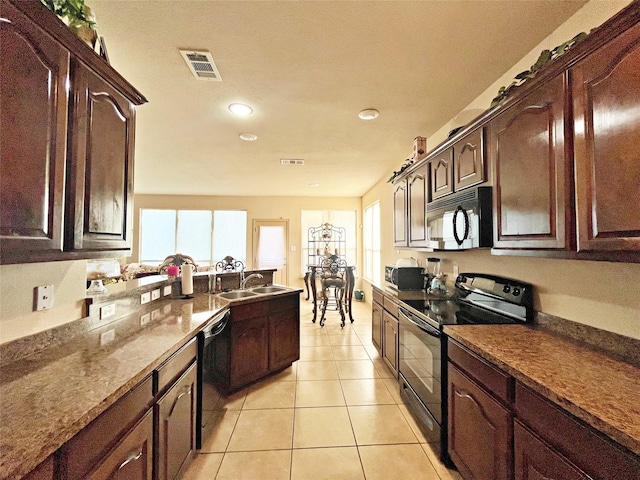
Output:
[
  {"left": 239, "top": 133, "right": 258, "bottom": 141},
  {"left": 309, "top": 183, "right": 320, "bottom": 187},
  {"left": 358, "top": 108, "right": 379, "bottom": 120},
  {"left": 228, "top": 103, "right": 253, "bottom": 116}
]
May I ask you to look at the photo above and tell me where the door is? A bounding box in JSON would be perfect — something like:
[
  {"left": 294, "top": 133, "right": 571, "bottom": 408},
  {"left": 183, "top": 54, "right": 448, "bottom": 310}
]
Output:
[
  {"left": 393, "top": 180, "right": 408, "bottom": 247},
  {"left": 408, "top": 164, "right": 428, "bottom": 248},
  {"left": 253, "top": 219, "right": 289, "bottom": 285}
]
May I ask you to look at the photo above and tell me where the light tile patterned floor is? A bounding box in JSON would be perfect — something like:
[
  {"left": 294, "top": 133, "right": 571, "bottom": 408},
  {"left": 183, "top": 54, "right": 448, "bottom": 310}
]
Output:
[{"left": 183, "top": 298, "right": 462, "bottom": 480}]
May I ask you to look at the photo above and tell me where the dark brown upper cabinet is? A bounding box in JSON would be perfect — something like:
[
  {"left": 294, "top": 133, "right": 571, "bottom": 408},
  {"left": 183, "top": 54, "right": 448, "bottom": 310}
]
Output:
[
  {"left": 393, "top": 180, "right": 408, "bottom": 247},
  {"left": 453, "top": 127, "right": 486, "bottom": 192},
  {"left": 0, "top": 0, "right": 69, "bottom": 262},
  {"left": 489, "top": 73, "right": 573, "bottom": 251},
  {"left": 65, "top": 60, "right": 136, "bottom": 253},
  {"left": 407, "top": 163, "right": 429, "bottom": 248},
  {"left": 0, "top": 0, "right": 146, "bottom": 265},
  {"left": 571, "top": 20, "right": 640, "bottom": 253},
  {"left": 429, "top": 147, "right": 454, "bottom": 201}
]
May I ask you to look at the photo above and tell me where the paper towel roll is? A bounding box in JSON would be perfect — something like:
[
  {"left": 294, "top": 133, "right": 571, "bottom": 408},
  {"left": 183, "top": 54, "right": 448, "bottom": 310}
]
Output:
[{"left": 181, "top": 264, "right": 194, "bottom": 295}]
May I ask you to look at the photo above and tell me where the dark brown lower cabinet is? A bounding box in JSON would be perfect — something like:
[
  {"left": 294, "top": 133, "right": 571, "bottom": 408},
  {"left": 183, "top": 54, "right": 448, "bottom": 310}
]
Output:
[
  {"left": 269, "top": 295, "right": 300, "bottom": 371},
  {"left": 371, "top": 298, "right": 383, "bottom": 351},
  {"left": 155, "top": 362, "right": 197, "bottom": 480},
  {"left": 448, "top": 364, "right": 512, "bottom": 480},
  {"left": 514, "top": 421, "right": 587, "bottom": 480},
  {"left": 231, "top": 315, "right": 270, "bottom": 388},
  {"left": 382, "top": 310, "right": 398, "bottom": 377},
  {"left": 86, "top": 410, "right": 154, "bottom": 480}
]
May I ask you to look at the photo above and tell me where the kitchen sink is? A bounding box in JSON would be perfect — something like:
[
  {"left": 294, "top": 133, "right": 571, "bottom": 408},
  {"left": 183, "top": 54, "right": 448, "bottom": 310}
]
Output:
[
  {"left": 250, "top": 286, "right": 287, "bottom": 294},
  {"left": 218, "top": 290, "right": 259, "bottom": 300}
]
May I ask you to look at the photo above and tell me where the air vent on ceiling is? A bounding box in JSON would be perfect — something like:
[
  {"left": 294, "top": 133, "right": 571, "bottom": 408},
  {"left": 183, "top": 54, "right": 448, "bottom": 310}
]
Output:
[
  {"left": 179, "top": 50, "right": 222, "bottom": 81},
  {"left": 280, "top": 159, "right": 305, "bottom": 166}
]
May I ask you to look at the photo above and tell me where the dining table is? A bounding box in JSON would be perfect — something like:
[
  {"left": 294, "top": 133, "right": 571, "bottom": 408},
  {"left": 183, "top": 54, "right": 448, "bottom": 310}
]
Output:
[{"left": 304, "top": 264, "right": 356, "bottom": 326}]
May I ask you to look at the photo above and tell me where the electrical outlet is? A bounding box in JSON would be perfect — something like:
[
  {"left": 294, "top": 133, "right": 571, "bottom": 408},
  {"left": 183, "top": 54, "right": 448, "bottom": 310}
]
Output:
[
  {"left": 100, "top": 329, "right": 115, "bottom": 346},
  {"left": 151, "top": 289, "right": 160, "bottom": 301},
  {"left": 100, "top": 303, "right": 116, "bottom": 320},
  {"left": 140, "top": 292, "right": 151, "bottom": 305},
  {"left": 163, "top": 285, "right": 172, "bottom": 296},
  {"left": 140, "top": 313, "right": 151, "bottom": 326},
  {"left": 151, "top": 308, "right": 160, "bottom": 321},
  {"left": 35, "top": 285, "right": 54, "bottom": 311}
]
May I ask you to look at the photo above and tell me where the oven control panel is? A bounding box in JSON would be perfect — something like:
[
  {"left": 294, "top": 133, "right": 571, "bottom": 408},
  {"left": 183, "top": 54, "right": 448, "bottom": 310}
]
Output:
[{"left": 456, "top": 273, "right": 533, "bottom": 307}]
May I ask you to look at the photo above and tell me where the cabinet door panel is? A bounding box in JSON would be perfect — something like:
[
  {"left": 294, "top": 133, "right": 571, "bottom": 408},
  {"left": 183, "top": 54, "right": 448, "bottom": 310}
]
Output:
[
  {"left": 430, "top": 148, "right": 454, "bottom": 200},
  {"left": 67, "top": 60, "right": 135, "bottom": 252},
  {"left": 269, "top": 304, "right": 300, "bottom": 371},
  {"left": 372, "top": 301, "right": 382, "bottom": 351},
  {"left": 491, "top": 74, "right": 571, "bottom": 249},
  {"left": 572, "top": 21, "right": 640, "bottom": 251},
  {"left": 393, "top": 181, "right": 408, "bottom": 246},
  {"left": 448, "top": 364, "right": 512, "bottom": 480},
  {"left": 231, "top": 317, "right": 269, "bottom": 388},
  {"left": 408, "top": 165, "right": 428, "bottom": 247},
  {"left": 156, "top": 363, "right": 197, "bottom": 480},
  {"left": 86, "top": 410, "right": 153, "bottom": 480},
  {"left": 382, "top": 310, "right": 398, "bottom": 377},
  {"left": 0, "top": 2, "right": 68, "bottom": 262},
  {"left": 454, "top": 128, "right": 486, "bottom": 191},
  {"left": 514, "top": 421, "right": 588, "bottom": 480}
]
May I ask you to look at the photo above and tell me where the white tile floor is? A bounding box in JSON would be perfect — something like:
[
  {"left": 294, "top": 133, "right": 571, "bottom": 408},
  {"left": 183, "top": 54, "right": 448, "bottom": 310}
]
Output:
[{"left": 183, "top": 298, "right": 462, "bottom": 480}]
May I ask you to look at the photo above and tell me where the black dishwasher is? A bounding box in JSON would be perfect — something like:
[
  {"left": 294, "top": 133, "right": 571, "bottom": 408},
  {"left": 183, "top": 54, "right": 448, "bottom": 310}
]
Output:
[{"left": 196, "top": 309, "right": 230, "bottom": 449}]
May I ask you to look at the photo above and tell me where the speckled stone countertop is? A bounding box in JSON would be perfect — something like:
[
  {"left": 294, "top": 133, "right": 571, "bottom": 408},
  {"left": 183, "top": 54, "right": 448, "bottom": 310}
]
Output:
[
  {"left": 0, "top": 293, "right": 230, "bottom": 480},
  {"left": 444, "top": 325, "right": 640, "bottom": 457}
]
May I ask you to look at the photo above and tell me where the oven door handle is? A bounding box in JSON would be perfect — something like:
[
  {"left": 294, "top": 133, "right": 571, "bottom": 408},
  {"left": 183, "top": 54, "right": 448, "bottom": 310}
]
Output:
[{"left": 399, "top": 310, "right": 440, "bottom": 337}]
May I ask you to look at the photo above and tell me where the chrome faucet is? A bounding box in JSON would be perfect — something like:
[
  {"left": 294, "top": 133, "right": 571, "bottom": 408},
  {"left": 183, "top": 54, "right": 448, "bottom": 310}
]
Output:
[{"left": 240, "top": 272, "right": 263, "bottom": 289}]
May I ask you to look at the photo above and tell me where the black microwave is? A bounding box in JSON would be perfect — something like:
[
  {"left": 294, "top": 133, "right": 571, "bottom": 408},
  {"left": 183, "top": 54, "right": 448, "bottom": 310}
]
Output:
[
  {"left": 384, "top": 266, "right": 425, "bottom": 291},
  {"left": 426, "top": 186, "right": 493, "bottom": 250}
]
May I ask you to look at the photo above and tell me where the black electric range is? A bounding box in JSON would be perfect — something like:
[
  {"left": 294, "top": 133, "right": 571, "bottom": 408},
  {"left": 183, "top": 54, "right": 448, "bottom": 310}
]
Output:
[{"left": 397, "top": 273, "right": 533, "bottom": 464}]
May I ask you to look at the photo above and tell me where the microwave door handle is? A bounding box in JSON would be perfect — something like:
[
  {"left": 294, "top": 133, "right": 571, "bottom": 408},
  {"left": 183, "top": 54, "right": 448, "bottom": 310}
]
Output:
[{"left": 452, "top": 206, "right": 470, "bottom": 246}]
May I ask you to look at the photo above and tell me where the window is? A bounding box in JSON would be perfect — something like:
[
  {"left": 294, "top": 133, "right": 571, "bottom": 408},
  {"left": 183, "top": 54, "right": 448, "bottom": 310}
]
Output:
[
  {"left": 363, "top": 201, "right": 380, "bottom": 284},
  {"left": 301, "top": 210, "right": 357, "bottom": 276},
  {"left": 139, "top": 209, "right": 246, "bottom": 267}
]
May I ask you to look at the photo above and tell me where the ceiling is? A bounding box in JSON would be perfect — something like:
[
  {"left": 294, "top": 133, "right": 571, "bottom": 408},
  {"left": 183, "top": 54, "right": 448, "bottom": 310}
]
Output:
[{"left": 89, "top": 0, "right": 587, "bottom": 198}]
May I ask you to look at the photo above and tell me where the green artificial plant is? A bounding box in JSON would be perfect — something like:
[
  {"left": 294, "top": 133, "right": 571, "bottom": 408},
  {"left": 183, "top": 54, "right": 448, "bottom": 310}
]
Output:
[
  {"left": 491, "top": 32, "right": 588, "bottom": 108},
  {"left": 40, "top": 0, "right": 95, "bottom": 30}
]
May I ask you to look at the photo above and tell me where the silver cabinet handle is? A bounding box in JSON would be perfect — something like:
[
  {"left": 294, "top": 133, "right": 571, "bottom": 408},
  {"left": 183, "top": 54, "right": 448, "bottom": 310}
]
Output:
[{"left": 118, "top": 450, "right": 143, "bottom": 471}]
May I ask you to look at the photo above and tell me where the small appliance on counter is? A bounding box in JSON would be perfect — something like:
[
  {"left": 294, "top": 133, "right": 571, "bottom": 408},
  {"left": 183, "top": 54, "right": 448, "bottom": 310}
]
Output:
[{"left": 385, "top": 258, "right": 425, "bottom": 291}]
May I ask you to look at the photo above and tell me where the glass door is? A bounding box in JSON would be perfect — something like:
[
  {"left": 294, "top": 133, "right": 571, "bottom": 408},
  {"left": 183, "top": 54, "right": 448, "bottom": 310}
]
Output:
[{"left": 253, "top": 219, "right": 289, "bottom": 285}]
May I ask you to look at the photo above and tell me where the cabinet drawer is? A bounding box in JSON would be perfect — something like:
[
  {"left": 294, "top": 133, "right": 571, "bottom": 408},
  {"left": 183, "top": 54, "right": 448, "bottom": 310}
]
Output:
[
  {"left": 515, "top": 382, "right": 640, "bottom": 479},
  {"left": 372, "top": 287, "right": 384, "bottom": 306},
  {"left": 86, "top": 409, "right": 154, "bottom": 480},
  {"left": 514, "top": 420, "right": 587, "bottom": 480},
  {"left": 447, "top": 339, "right": 512, "bottom": 404},
  {"left": 154, "top": 337, "right": 197, "bottom": 395},
  {"left": 231, "top": 299, "right": 269, "bottom": 321},
  {"left": 64, "top": 375, "right": 153, "bottom": 479},
  {"left": 382, "top": 295, "right": 399, "bottom": 318}
]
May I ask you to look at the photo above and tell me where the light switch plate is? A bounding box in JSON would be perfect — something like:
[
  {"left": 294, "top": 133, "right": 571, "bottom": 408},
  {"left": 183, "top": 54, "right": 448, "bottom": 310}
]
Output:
[
  {"left": 140, "top": 292, "right": 151, "bottom": 305},
  {"left": 35, "top": 285, "right": 54, "bottom": 311},
  {"left": 163, "top": 285, "right": 172, "bottom": 296},
  {"left": 151, "top": 289, "right": 160, "bottom": 301}
]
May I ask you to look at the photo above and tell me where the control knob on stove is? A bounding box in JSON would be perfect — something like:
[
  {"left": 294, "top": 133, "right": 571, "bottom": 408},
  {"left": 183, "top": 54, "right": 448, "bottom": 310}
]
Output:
[
  {"left": 502, "top": 285, "right": 511, "bottom": 294},
  {"left": 512, "top": 287, "right": 521, "bottom": 296}
]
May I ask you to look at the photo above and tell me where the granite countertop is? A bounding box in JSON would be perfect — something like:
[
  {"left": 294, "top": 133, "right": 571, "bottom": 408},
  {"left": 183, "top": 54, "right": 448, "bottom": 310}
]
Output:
[
  {"left": 444, "top": 324, "right": 640, "bottom": 457},
  {"left": 0, "top": 293, "right": 229, "bottom": 480}
]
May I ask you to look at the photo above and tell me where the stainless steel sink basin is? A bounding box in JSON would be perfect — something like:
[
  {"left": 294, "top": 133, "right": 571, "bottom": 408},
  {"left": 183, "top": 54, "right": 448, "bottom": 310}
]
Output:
[
  {"left": 218, "top": 290, "right": 259, "bottom": 300},
  {"left": 251, "top": 286, "right": 287, "bottom": 294}
]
